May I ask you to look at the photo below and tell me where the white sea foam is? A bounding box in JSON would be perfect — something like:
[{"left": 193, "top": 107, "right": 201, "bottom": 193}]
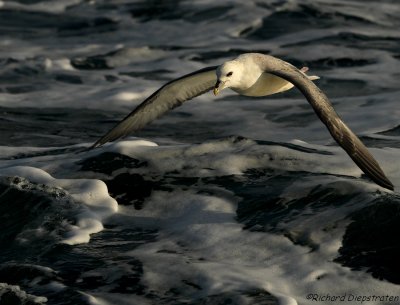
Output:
[
  {"left": 114, "top": 186, "right": 398, "bottom": 305},
  {"left": 0, "top": 166, "right": 118, "bottom": 245},
  {"left": 0, "top": 0, "right": 83, "bottom": 13},
  {"left": 0, "top": 283, "right": 47, "bottom": 304},
  {"left": 80, "top": 138, "right": 397, "bottom": 304},
  {"left": 1, "top": 0, "right": 399, "bottom": 303},
  {"left": 104, "top": 137, "right": 396, "bottom": 190}
]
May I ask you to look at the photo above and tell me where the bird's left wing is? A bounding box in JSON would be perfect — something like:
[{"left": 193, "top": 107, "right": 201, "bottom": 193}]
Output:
[
  {"left": 259, "top": 55, "right": 393, "bottom": 190},
  {"left": 92, "top": 66, "right": 217, "bottom": 148}
]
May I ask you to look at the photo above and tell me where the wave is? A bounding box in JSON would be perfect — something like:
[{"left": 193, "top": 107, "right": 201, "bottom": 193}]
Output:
[{"left": 1, "top": 0, "right": 399, "bottom": 303}]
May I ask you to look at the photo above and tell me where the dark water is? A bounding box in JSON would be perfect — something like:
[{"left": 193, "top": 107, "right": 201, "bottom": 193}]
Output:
[{"left": 0, "top": 1, "right": 399, "bottom": 304}]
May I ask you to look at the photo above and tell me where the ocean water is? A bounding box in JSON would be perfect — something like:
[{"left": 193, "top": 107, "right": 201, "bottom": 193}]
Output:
[{"left": 0, "top": 0, "right": 400, "bottom": 304}]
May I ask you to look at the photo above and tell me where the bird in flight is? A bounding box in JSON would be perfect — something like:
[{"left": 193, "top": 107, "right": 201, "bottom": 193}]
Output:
[{"left": 92, "top": 53, "right": 393, "bottom": 190}]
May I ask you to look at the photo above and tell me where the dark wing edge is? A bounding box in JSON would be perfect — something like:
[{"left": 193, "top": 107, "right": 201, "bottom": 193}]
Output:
[
  {"left": 264, "top": 56, "right": 394, "bottom": 190},
  {"left": 91, "top": 66, "right": 218, "bottom": 148}
]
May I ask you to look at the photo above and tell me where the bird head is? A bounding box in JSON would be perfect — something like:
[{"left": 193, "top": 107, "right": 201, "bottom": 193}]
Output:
[{"left": 214, "top": 60, "right": 244, "bottom": 95}]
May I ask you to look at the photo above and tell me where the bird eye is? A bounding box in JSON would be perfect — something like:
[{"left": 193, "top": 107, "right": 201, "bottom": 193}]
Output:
[{"left": 226, "top": 71, "right": 233, "bottom": 77}]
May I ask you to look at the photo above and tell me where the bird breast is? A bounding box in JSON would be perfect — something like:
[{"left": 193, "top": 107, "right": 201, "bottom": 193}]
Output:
[{"left": 231, "top": 73, "right": 294, "bottom": 97}]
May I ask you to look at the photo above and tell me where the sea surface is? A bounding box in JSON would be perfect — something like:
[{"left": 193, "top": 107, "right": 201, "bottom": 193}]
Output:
[{"left": 0, "top": 0, "right": 400, "bottom": 304}]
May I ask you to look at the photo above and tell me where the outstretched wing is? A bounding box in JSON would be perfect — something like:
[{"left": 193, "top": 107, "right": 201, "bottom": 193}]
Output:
[
  {"left": 92, "top": 66, "right": 217, "bottom": 148},
  {"left": 262, "top": 55, "right": 393, "bottom": 190}
]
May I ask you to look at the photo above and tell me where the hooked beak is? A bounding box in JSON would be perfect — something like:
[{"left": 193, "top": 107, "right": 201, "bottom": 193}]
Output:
[{"left": 213, "top": 80, "right": 223, "bottom": 96}]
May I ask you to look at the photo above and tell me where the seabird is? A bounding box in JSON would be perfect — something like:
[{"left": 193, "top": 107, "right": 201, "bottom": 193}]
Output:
[{"left": 92, "top": 53, "right": 394, "bottom": 190}]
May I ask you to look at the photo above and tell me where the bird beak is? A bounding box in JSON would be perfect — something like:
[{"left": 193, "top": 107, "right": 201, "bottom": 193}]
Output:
[{"left": 213, "top": 80, "right": 221, "bottom": 96}]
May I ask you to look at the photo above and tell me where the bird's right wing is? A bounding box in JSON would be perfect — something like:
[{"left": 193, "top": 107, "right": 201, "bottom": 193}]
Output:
[{"left": 92, "top": 66, "right": 217, "bottom": 148}]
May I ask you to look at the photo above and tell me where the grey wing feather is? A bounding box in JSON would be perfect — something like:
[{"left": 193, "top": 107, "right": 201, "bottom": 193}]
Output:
[
  {"left": 265, "top": 57, "right": 393, "bottom": 190},
  {"left": 92, "top": 66, "right": 217, "bottom": 148}
]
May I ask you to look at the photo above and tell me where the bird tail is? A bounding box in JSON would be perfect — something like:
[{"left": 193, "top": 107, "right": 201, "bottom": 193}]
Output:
[{"left": 300, "top": 66, "right": 320, "bottom": 81}]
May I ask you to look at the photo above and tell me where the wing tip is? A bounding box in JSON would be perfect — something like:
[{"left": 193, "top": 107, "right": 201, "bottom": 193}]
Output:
[
  {"left": 363, "top": 166, "right": 394, "bottom": 190},
  {"left": 359, "top": 156, "right": 394, "bottom": 191},
  {"left": 89, "top": 138, "right": 106, "bottom": 150},
  {"left": 356, "top": 157, "right": 394, "bottom": 191},
  {"left": 375, "top": 176, "right": 394, "bottom": 191},
  {"left": 89, "top": 142, "right": 100, "bottom": 150}
]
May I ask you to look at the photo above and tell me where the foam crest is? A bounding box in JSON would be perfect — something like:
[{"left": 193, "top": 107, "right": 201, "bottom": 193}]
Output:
[{"left": 0, "top": 166, "right": 117, "bottom": 245}]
